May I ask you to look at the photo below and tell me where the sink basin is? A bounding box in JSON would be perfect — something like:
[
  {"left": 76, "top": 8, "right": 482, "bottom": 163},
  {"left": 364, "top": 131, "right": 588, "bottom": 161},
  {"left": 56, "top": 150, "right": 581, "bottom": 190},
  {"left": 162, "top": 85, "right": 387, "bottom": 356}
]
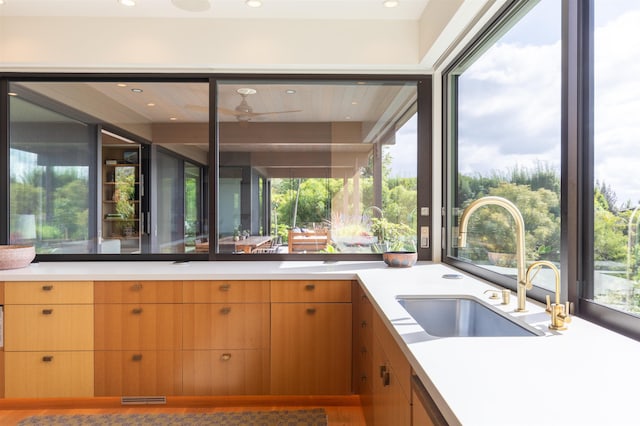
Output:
[{"left": 396, "top": 295, "right": 542, "bottom": 338}]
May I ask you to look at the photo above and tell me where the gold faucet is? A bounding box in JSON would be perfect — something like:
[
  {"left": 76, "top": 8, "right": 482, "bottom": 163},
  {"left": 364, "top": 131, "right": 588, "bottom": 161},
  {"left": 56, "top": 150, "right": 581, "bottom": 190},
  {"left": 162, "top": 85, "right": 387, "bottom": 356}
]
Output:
[
  {"left": 525, "top": 260, "right": 571, "bottom": 330},
  {"left": 457, "top": 196, "right": 531, "bottom": 312}
]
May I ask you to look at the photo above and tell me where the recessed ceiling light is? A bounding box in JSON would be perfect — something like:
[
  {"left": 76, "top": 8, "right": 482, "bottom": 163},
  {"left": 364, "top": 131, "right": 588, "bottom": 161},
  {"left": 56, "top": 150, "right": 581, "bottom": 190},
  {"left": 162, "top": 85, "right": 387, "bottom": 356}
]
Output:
[
  {"left": 170, "top": 117, "right": 178, "bottom": 121},
  {"left": 245, "top": 0, "right": 262, "bottom": 8},
  {"left": 131, "top": 88, "right": 143, "bottom": 93},
  {"left": 0, "top": 1, "right": 6, "bottom": 5},
  {"left": 8, "top": 92, "right": 17, "bottom": 96},
  {"left": 351, "top": 101, "right": 358, "bottom": 105},
  {"left": 117, "top": 83, "right": 127, "bottom": 87},
  {"left": 345, "top": 116, "right": 352, "bottom": 120},
  {"left": 118, "top": 0, "right": 136, "bottom": 7},
  {"left": 383, "top": 0, "right": 399, "bottom": 8},
  {"left": 171, "top": 0, "right": 211, "bottom": 12},
  {"left": 147, "top": 102, "right": 156, "bottom": 107},
  {"left": 285, "top": 89, "right": 296, "bottom": 94}
]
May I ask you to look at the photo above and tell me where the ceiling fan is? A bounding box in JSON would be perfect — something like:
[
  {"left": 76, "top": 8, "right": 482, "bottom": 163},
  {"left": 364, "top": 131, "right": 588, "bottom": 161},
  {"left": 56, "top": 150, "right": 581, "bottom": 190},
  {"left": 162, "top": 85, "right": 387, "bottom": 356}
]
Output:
[{"left": 188, "top": 88, "right": 301, "bottom": 122}]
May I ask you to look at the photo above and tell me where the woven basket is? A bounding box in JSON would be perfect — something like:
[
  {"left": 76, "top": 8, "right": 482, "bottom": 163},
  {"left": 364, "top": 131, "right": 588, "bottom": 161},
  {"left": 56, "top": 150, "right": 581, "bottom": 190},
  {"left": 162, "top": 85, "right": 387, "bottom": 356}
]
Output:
[{"left": 0, "top": 245, "right": 36, "bottom": 270}]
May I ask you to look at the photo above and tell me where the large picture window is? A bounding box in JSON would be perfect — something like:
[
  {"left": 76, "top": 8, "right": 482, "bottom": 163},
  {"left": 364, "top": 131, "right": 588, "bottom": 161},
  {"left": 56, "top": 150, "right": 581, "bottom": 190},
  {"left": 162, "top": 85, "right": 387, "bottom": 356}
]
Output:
[
  {"left": 445, "top": 0, "right": 562, "bottom": 293},
  {"left": 216, "top": 80, "right": 418, "bottom": 256}
]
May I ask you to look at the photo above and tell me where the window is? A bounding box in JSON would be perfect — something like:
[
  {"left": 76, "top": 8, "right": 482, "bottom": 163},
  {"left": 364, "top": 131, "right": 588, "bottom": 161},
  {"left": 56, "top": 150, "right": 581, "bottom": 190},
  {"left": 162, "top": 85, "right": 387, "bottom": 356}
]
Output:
[
  {"left": 216, "top": 80, "right": 418, "bottom": 256},
  {"left": 590, "top": 1, "right": 640, "bottom": 316},
  {"left": 445, "top": 0, "right": 562, "bottom": 293},
  {"left": 7, "top": 80, "right": 209, "bottom": 255}
]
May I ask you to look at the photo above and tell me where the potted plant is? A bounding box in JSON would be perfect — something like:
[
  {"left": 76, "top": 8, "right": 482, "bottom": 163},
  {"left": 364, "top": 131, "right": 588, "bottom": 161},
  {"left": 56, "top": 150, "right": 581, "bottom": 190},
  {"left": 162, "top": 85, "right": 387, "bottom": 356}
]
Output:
[{"left": 369, "top": 217, "right": 414, "bottom": 253}]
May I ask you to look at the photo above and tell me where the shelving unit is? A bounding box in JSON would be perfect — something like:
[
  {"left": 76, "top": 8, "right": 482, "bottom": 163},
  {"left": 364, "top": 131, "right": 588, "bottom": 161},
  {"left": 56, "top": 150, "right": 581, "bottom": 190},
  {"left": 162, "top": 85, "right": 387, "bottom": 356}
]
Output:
[{"left": 101, "top": 144, "right": 142, "bottom": 254}]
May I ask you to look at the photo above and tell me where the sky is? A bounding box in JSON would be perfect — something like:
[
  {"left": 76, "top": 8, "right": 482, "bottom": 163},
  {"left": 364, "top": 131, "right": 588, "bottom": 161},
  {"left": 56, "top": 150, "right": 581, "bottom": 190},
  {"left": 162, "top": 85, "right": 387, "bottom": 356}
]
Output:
[{"left": 389, "top": 0, "right": 640, "bottom": 208}]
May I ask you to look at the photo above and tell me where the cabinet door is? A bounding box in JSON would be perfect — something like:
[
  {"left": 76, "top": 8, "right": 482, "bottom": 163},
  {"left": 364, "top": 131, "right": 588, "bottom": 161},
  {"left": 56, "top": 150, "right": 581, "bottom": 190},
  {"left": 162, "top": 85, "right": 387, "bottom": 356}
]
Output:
[
  {"left": 94, "top": 350, "right": 182, "bottom": 396},
  {"left": 183, "top": 303, "right": 269, "bottom": 350},
  {"left": 271, "top": 302, "right": 352, "bottom": 395},
  {"left": 4, "top": 304, "right": 94, "bottom": 351},
  {"left": 94, "top": 303, "right": 182, "bottom": 350},
  {"left": 5, "top": 281, "right": 93, "bottom": 304},
  {"left": 183, "top": 280, "right": 270, "bottom": 303},
  {"left": 94, "top": 280, "right": 182, "bottom": 304},
  {"left": 5, "top": 351, "right": 94, "bottom": 398},
  {"left": 183, "top": 349, "right": 269, "bottom": 395},
  {"left": 271, "top": 280, "right": 352, "bottom": 303},
  {"left": 372, "top": 339, "right": 411, "bottom": 426}
]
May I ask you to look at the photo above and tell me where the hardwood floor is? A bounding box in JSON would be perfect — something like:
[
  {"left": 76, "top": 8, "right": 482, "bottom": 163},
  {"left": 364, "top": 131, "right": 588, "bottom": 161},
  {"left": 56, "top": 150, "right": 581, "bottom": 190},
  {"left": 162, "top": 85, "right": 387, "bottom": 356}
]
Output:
[{"left": 0, "top": 396, "right": 367, "bottom": 425}]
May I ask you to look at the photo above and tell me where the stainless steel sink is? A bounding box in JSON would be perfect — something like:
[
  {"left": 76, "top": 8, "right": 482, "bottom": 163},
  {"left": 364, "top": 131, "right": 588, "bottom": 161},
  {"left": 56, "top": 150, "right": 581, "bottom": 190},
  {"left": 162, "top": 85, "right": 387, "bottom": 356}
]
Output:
[{"left": 396, "top": 295, "right": 543, "bottom": 338}]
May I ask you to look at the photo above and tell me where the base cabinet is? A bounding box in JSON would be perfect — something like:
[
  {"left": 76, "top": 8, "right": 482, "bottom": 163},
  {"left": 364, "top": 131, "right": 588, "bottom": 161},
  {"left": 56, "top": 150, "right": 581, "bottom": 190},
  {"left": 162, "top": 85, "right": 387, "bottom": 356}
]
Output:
[
  {"left": 3, "top": 281, "right": 94, "bottom": 398},
  {"left": 270, "top": 280, "right": 353, "bottom": 395}
]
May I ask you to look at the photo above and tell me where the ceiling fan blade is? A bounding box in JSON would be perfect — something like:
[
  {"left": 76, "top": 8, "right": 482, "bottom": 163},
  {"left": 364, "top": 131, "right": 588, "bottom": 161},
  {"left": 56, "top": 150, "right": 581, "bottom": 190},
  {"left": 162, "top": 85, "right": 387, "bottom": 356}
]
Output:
[
  {"left": 184, "top": 104, "right": 209, "bottom": 112},
  {"left": 248, "top": 109, "right": 303, "bottom": 116},
  {"left": 218, "top": 107, "right": 244, "bottom": 116}
]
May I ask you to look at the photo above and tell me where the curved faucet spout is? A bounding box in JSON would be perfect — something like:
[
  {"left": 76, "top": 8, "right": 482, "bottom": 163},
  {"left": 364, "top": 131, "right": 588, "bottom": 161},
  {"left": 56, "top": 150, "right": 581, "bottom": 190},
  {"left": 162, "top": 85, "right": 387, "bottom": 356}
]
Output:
[{"left": 457, "top": 196, "right": 529, "bottom": 312}]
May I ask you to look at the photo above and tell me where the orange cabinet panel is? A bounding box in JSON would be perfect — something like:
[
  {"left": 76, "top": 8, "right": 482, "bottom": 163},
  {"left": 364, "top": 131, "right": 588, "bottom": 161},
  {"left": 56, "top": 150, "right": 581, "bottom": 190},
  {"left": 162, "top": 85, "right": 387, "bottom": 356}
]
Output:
[
  {"left": 94, "top": 350, "right": 182, "bottom": 396},
  {"left": 94, "top": 303, "right": 183, "bottom": 350},
  {"left": 5, "top": 351, "right": 94, "bottom": 398},
  {"left": 182, "top": 349, "right": 269, "bottom": 395},
  {"left": 4, "top": 304, "right": 94, "bottom": 351},
  {"left": 182, "top": 280, "right": 269, "bottom": 303},
  {"left": 94, "top": 281, "right": 182, "bottom": 304},
  {"left": 271, "top": 302, "right": 352, "bottom": 395},
  {"left": 271, "top": 280, "right": 352, "bottom": 303},
  {"left": 5, "top": 281, "right": 92, "bottom": 304},
  {"left": 183, "top": 303, "right": 269, "bottom": 350}
]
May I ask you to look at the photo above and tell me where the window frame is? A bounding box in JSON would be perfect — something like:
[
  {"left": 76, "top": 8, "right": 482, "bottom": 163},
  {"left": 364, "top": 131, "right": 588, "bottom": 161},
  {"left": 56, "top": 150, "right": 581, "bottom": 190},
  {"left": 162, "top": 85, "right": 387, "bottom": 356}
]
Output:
[{"left": 0, "top": 73, "right": 432, "bottom": 262}]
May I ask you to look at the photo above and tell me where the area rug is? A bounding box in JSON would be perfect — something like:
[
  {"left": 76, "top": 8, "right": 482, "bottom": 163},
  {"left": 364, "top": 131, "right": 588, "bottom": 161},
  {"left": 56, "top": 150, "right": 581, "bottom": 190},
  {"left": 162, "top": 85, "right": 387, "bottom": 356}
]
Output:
[{"left": 17, "top": 408, "right": 328, "bottom": 426}]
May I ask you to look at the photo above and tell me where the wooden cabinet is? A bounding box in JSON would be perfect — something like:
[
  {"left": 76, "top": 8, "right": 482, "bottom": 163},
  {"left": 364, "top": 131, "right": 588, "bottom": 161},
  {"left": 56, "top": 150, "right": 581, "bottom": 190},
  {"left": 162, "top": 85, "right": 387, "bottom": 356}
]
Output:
[
  {"left": 4, "top": 281, "right": 94, "bottom": 398},
  {"left": 270, "top": 280, "right": 353, "bottom": 395},
  {"left": 101, "top": 143, "right": 142, "bottom": 254},
  {"left": 94, "top": 280, "right": 183, "bottom": 396},
  {"left": 354, "top": 285, "right": 375, "bottom": 425},
  {"left": 369, "top": 312, "right": 411, "bottom": 426},
  {"left": 411, "top": 375, "right": 449, "bottom": 426},
  {"left": 182, "top": 280, "right": 270, "bottom": 395}
]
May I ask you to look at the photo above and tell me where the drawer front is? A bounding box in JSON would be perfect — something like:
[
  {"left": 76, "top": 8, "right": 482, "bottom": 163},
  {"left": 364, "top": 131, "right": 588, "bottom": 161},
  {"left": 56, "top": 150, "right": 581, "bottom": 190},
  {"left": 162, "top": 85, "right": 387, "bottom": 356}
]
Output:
[
  {"left": 183, "top": 303, "right": 270, "bottom": 350},
  {"left": 4, "top": 305, "right": 94, "bottom": 351},
  {"left": 5, "top": 281, "right": 93, "bottom": 304},
  {"left": 183, "top": 349, "right": 270, "bottom": 395},
  {"left": 94, "top": 303, "right": 183, "bottom": 350},
  {"left": 373, "top": 312, "right": 411, "bottom": 401},
  {"left": 183, "top": 280, "right": 270, "bottom": 303},
  {"left": 94, "top": 350, "right": 183, "bottom": 396},
  {"left": 94, "top": 281, "right": 182, "bottom": 303},
  {"left": 271, "top": 280, "right": 352, "bottom": 303},
  {"left": 5, "top": 351, "right": 94, "bottom": 398}
]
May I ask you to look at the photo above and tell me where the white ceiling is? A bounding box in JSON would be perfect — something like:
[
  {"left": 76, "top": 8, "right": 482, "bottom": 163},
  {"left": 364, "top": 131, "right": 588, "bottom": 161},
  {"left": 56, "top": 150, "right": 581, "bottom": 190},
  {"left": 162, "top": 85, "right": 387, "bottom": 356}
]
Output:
[{"left": 0, "top": 0, "right": 431, "bottom": 20}]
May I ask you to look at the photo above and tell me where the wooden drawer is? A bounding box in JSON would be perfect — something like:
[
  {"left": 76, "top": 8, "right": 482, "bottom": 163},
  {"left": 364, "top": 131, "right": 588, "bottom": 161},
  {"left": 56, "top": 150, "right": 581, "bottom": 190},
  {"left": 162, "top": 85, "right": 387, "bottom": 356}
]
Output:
[
  {"left": 5, "top": 351, "right": 94, "bottom": 398},
  {"left": 183, "top": 280, "right": 270, "bottom": 303},
  {"left": 94, "top": 303, "right": 183, "bottom": 350},
  {"left": 183, "top": 303, "right": 269, "bottom": 350},
  {"left": 4, "top": 305, "right": 94, "bottom": 351},
  {"left": 271, "top": 280, "right": 352, "bottom": 303},
  {"left": 94, "top": 281, "right": 182, "bottom": 303},
  {"left": 94, "top": 350, "right": 183, "bottom": 396},
  {"left": 5, "top": 281, "right": 92, "bottom": 304},
  {"left": 183, "top": 349, "right": 270, "bottom": 395}
]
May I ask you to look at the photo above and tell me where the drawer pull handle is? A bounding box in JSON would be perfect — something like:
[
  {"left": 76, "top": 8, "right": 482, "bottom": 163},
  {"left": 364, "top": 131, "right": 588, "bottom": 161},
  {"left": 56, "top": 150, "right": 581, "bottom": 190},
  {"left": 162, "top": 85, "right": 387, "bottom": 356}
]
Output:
[
  {"left": 221, "top": 353, "right": 232, "bottom": 361},
  {"left": 379, "top": 365, "right": 387, "bottom": 378},
  {"left": 220, "top": 307, "right": 232, "bottom": 315},
  {"left": 382, "top": 371, "right": 391, "bottom": 387},
  {"left": 42, "top": 309, "right": 53, "bottom": 315},
  {"left": 132, "top": 308, "right": 143, "bottom": 315},
  {"left": 132, "top": 354, "right": 143, "bottom": 361},
  {"left": 306, "top": 307, "right": 316, "bottom": 315},
  {"left": 305, "top": 284, "right": 315, "bottom": 291},
  {"left": 42, "top": 285, "right": 54, "bottom": 291},
  {"left": 130, "top": 283, "right": 143, "bottom": 291},
  {"left": 219, "top": 284, "right": 231, "bottom": 291},
  {"left": 361, "top": 320, "right": 368, "bottom": 328},
  {"left": 42, "top": 356, "right": 54, "bottom": 362}
]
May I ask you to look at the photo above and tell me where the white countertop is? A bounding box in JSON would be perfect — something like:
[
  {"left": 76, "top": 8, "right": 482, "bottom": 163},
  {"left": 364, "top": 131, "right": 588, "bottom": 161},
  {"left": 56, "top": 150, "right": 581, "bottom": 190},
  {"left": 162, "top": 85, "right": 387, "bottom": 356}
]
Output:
[{"left": 1, "top": 260, "right": 638, "bottom": 425}]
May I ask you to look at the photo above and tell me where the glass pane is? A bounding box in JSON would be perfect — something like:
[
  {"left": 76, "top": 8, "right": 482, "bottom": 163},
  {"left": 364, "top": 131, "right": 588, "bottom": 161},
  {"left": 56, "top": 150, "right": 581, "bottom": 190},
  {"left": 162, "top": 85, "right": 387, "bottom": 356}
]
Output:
[
  {"left": 8, "top": 81, "right": 209, "bottom": 255},
  {"left": 216, "top": 80, "right": 418, "bottom": 255},
  {"left": 9, "top": 93, "right": 95, "bottom": 254},
  {"left": 447, "top": 0, "right": 561, "bottom": 291},
  {"left": 593, "top": 1, "right": 640, "bottom": 313}
]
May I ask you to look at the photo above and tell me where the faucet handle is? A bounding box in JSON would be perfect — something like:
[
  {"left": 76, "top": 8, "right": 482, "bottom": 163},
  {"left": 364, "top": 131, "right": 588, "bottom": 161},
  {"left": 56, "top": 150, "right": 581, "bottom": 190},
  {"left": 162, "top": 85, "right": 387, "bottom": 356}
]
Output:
[{"left": 546, "top": 295, "right": 571, "bottom": 330}]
